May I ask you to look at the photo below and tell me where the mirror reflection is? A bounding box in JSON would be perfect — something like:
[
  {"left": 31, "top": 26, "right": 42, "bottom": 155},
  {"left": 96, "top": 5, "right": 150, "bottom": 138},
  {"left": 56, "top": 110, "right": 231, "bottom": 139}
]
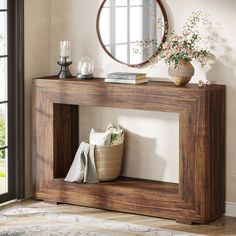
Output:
[{"left": 97, "top": 0, "right": 167, "bottom": 66}]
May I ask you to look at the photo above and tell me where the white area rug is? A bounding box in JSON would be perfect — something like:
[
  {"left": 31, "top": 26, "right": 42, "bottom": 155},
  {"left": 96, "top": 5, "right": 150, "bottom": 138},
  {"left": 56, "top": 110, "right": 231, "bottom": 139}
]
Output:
[{"left": 0, "top": 207, "right": 205, "bottom": 236}]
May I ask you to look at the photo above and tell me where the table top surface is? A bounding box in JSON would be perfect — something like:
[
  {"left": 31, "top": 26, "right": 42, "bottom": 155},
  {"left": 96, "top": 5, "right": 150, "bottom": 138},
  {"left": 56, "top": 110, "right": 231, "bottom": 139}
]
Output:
[{"left": 33, "top": 76, "right": 225, "bottom": 92}]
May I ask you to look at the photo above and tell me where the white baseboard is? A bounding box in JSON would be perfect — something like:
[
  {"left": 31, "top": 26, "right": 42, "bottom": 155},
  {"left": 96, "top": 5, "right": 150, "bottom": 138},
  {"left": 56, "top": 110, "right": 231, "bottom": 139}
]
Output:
[{"left": 225, "top": 202, "right": 236, "bottom": 217}]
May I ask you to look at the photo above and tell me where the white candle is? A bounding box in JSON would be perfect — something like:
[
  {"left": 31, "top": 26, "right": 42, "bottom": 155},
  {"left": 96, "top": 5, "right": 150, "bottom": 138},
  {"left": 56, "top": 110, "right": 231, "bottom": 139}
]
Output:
[
  {"left": 60, "top": 41, "right": 70, "bottom": 59},
  {"left": 81, "top": 63, "right": 90, "bottom": 75}
]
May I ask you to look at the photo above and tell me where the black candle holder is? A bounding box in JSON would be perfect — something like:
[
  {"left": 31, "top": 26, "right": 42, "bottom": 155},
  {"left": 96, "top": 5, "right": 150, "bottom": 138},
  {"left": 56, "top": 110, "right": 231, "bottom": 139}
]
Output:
[{"left": 57, "top": 60, "right": 73, "bottom": 79}]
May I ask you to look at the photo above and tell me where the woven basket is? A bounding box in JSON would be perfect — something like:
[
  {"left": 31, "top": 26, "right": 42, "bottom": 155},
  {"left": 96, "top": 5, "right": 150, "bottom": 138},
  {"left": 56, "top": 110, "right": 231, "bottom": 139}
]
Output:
[{"left": 95, "top": 143, "right": 124, "bottom": 181}]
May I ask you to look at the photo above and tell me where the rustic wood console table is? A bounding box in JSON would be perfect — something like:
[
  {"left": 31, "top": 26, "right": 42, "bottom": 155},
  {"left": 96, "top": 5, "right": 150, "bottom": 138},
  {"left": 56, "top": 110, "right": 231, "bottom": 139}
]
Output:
[{"left": 32, "top": 77, "right": 225, "bottom": 224}]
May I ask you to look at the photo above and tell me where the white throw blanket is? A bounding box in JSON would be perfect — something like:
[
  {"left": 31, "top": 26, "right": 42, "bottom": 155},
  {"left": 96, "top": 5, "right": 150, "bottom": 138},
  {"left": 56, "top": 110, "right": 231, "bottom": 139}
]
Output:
[{"left": 64, "top": 142, "right": 99, "bottom": 183}]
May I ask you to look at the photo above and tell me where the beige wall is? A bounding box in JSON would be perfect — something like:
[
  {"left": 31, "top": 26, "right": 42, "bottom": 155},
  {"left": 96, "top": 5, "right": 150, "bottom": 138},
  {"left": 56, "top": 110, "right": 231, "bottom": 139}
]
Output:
[
  {"left": 24, "top": 0, "right": 51, "bottom": 197},
  {"left": 79, "top": 106, "right": 179, "bottom": 183},
  {"left": 25, "top": 0, "right": 236, "bottom": 203}
]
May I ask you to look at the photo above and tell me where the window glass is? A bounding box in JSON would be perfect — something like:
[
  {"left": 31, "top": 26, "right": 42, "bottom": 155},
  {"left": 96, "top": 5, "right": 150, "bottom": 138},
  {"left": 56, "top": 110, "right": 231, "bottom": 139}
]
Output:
[
  {"left": 0, "top": 58, "right": 7, "bottom": 101},
  {"left": 130, "top": 6, "right": 142, "bottom": 42},
  {"left": 130, "top": 0, "right": 142, "bottom": 6},
  {"left": 0, "top": 103, "right": 7, "bottom": 194},
  {"left": 115, "top": 7, "right": 127, "bottom": 43},
  {"left": 0, "top": 12, "right": 7, "bottom": 55},
  {"left": 115, "top": 44, "right": 128, "bottom": 63},
  {"left": 0, "top": 103, "right": 7, "bottom": 147},
  {"left": 0, "top": 149, "right": 7, "bottom": 194},
  {"left": 0, "top": 0, "right": 7, "bottom": 9},
  {"left": 116, "top": 0, "right": 127, "bottom": 6}
]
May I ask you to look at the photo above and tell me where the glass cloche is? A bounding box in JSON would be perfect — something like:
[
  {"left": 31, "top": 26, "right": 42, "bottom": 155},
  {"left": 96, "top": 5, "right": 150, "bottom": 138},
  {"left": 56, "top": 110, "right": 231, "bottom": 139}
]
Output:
[{"left": 76, "top": 57, "right": 94, "bottom": 79}]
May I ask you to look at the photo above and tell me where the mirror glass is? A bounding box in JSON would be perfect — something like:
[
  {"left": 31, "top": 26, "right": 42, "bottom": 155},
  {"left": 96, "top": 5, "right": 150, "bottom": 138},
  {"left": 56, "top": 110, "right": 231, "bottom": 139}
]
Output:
[{"left": 97, "top": 0, "right": 168, "bottom": 67}]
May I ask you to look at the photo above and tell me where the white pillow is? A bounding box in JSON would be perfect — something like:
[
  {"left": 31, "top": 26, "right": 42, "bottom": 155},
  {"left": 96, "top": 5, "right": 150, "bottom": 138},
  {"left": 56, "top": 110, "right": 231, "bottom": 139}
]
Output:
[{"left": 89, "top": 128, "right": 111, "bottom": 146}]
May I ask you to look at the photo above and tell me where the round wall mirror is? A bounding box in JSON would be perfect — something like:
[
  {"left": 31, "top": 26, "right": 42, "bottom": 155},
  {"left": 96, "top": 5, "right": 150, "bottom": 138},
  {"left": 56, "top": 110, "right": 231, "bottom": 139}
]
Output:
[{"left": 96, "top": 0, "right": 168, "bottom": 67}]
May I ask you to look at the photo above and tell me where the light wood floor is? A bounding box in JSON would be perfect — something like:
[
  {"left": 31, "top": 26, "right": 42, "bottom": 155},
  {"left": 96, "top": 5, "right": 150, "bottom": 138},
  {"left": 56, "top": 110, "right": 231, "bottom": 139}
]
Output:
[{"left": 0, "top": 199, "right": 236, "bottom": 235}]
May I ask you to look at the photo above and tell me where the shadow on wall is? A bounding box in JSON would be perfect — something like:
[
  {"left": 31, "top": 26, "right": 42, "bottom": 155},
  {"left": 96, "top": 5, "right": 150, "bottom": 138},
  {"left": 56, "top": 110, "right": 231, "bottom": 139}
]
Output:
[
  {"left": 79, "top": 106, "right": 179, "bottom": 183},
  {"left": 207, "top": 59, "right": 236, "bottom": 85},
  {"left": 121, "top": 130, "right": 167, "bottom": 182},
  {"left": 206, "top": 21, "right": 236, "bottom": 85},
  {"left": 205, "top": 17, "right": 236, "bottom": 202}
]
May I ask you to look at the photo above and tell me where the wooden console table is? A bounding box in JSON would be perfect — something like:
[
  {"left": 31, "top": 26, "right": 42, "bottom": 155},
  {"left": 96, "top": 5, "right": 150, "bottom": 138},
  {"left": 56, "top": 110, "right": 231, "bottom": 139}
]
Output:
[{"left": 32, "top": 77, "right": 225, "bottom": 224}]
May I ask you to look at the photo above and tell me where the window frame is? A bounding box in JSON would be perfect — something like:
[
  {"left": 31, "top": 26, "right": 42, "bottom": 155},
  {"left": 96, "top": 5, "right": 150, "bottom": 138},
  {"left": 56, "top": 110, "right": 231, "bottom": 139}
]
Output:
[{"left": 0, "top": 0, "right": 24, "bottom": 203}]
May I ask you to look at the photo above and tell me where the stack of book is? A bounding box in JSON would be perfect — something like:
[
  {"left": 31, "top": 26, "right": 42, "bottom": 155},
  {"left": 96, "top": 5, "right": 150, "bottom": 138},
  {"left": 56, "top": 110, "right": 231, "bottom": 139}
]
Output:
[{"left": 105, "top": 72, "right": 149, "bottom": 84}]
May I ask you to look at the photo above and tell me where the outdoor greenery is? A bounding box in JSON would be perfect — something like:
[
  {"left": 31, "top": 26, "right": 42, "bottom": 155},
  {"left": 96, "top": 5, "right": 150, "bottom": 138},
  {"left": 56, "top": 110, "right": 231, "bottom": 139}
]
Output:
[
  {"left": 0, "top": 112, "right": 5, "bottom": 159},
  {"left": 0, "top": 33, "right": 6, "bottom": 159},
  {"left": 0, "top": 170, "right": 5, "bottom": 178},
  {"left": 0, "top": 31, "right": 6, "bottom": 192}
]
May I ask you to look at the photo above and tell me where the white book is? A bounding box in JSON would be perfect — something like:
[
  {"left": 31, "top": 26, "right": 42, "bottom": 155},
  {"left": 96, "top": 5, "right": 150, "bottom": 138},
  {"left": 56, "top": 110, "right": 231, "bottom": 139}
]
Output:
[
  {"left": 105, "top": 78, "right": 149, "bottom": 84},
  {"left": 107, "top": 72, "right": 147, "bottom": 80}
]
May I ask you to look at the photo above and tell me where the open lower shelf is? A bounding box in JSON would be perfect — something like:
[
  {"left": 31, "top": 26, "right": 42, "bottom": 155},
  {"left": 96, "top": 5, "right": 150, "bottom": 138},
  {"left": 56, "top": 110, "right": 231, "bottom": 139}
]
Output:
[
  {"left": 54, "top": 176, "right": 178, "bottom": 197},
  {"left": 101, "top": 177, "right": 178, "bottom": 195},
  {"left": 35, "top": 177, "right": 181, "bottom": 220}
]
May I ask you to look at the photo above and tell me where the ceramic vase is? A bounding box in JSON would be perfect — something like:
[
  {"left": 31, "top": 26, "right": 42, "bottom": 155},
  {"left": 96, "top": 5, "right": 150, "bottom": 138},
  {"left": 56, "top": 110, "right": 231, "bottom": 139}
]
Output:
[{"left": 168, "top": 61, "right": 195, "bottom": 86}]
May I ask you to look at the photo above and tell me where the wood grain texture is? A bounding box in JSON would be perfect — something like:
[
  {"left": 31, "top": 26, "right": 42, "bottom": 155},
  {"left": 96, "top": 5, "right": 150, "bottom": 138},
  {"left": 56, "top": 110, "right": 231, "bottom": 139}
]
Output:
[
  {"left": 32, "top": 77, "right": 226, "bottom": 224},
  {"left": 53, "top": 104, "right": 78, "bottom": 178}
]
